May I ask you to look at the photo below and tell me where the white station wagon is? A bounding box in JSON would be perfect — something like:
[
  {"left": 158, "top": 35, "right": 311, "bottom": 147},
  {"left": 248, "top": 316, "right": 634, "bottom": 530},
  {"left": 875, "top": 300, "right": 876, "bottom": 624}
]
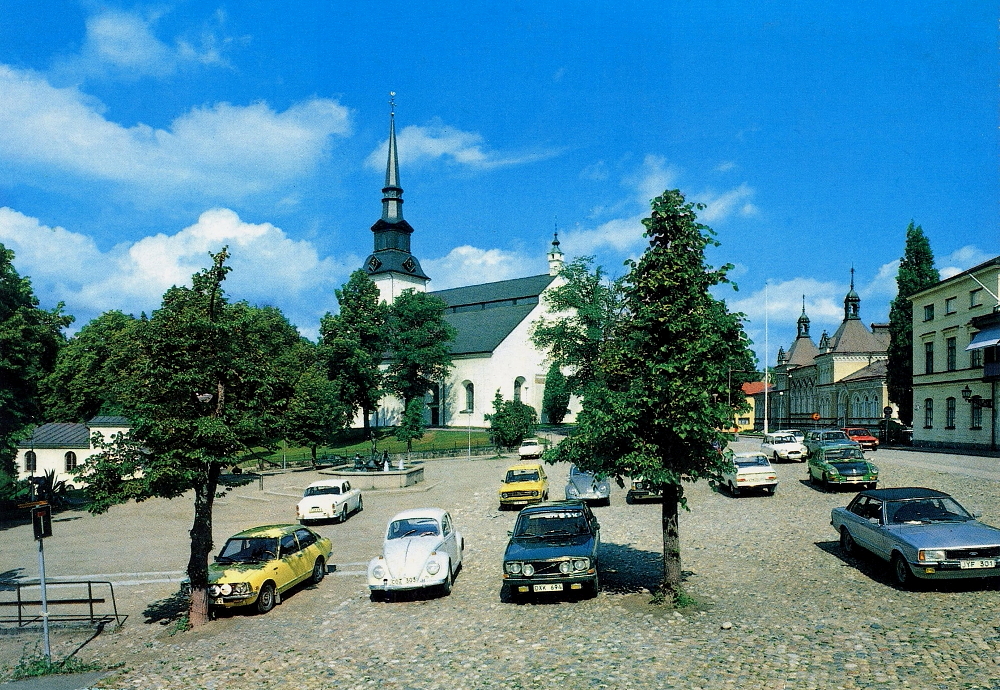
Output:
[
  {"left": 761, "top": 432, "right": 807, "bottom": 462},
  {"left": 296, "top": 479, "right": 363, "bottom": 524}
]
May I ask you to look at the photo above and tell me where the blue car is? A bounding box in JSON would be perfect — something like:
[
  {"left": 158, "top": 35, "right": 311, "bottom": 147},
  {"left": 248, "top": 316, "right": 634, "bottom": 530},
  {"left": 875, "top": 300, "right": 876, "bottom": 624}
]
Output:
[{"left": 831, "top": 487, "right": 1000, "bottom": 587}]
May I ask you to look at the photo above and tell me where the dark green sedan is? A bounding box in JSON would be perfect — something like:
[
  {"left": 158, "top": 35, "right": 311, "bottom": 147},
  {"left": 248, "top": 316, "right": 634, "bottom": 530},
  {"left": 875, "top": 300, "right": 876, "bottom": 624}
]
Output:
[{"left": 807, "top": 444, "right": 877, "bottom": 491}]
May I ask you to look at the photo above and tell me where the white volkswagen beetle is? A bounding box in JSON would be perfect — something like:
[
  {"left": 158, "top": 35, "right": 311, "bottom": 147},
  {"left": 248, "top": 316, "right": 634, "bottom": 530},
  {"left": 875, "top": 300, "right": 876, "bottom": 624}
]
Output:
[
  {"left": 367, "top": 508, "right": 464, "bottom": 601},
  {"left": 296, "top": 479, "right": 362, "bottom": 524}
]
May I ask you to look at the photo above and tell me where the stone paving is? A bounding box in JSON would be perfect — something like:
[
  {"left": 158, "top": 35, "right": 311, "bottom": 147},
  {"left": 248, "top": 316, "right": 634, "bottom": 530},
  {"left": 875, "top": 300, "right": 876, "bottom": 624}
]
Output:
[{"left": 3, "top": 443, "right": 1000, "bottom": 689}]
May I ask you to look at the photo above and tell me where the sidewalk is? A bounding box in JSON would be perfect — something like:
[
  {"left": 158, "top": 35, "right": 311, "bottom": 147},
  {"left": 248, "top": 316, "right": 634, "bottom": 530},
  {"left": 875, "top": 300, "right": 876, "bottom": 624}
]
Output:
[{"left": 0, "top": 671, "right": 109, "bottom": 690}]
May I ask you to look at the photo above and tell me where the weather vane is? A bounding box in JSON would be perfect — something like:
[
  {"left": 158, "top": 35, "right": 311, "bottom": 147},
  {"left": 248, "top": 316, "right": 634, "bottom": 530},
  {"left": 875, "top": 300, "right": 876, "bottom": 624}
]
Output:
[{"left": 389, "top": 91, "right": 396, "bottom": 117}]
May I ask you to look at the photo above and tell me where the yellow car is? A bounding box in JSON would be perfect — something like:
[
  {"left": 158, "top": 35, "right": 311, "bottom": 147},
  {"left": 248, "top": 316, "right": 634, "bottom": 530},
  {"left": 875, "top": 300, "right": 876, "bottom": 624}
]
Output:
[
  {"left": 207, "top": 524, "right": 332, "bottom": 613},
  {"left": 499, "top": 463, "right": 549, "bottom": 510}
]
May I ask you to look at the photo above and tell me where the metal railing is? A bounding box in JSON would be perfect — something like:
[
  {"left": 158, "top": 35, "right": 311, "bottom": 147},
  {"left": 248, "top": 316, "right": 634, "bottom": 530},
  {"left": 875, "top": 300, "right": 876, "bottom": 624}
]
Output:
[{"left": 0, "top": 580, "right": 125, "bottom": 628}]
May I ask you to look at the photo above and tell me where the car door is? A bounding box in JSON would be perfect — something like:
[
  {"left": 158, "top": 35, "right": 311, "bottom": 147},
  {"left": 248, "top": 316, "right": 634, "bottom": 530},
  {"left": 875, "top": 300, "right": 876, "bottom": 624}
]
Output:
[
  {"left": 439, "top": 513, "right": 458, "bottom": 569},
  {"left": 279, "top": 532, "right": 310, "bottom": 587},
  {"left": 343, "top": 480, "right": 360, "bottom": 512},
  {"left": 846, "top": 496, "right": 881, "bottom": 553}
]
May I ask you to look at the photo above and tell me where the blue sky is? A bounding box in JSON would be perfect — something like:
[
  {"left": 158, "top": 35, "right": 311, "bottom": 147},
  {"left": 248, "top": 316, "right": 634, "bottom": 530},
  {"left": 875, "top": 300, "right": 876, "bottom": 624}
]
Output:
[{"left": 0, "top": 1, "right": 995, "bottom": 367}]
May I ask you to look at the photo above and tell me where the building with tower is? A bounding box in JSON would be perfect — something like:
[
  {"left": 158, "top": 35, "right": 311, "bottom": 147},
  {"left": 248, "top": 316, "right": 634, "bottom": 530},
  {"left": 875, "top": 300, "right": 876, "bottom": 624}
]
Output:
[
  {"left": 759, "top": 271, "right": 893, "bottom": 430},
  {"left": 363, "top": 105, "right": 577, "bottom": 429}
]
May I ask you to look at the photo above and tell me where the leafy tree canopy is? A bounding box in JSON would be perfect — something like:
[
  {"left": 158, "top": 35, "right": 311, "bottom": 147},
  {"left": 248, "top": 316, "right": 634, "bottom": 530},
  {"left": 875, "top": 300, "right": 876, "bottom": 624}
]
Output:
[
  {"left": 0, "top": 243, "right": 72, "bottom": 476},
  {"left": 541, "top": 362, "right": 570, "bottom": 425},
  {"left": 486, "top": 389, "right": 538, "bottom": 450},
  {"left": 394, "top": 397, "right": 427, "bottom": 453},
  {"left": 384, "top": 289, "right": 456, "bottom": 406}
]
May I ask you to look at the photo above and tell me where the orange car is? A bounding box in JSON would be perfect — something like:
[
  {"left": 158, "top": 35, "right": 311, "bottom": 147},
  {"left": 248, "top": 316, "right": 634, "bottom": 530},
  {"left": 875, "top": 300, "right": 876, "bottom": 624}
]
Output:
[{"left": 842, "top": 427, "right": 879, "bottom": 451}]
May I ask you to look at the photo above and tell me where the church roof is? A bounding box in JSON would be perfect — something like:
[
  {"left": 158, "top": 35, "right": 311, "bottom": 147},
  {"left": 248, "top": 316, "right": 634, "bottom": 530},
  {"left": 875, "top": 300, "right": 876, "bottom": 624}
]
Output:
[
  {"left": 18, "top": 423, "right": 90, "bottom": 449},
  {"left": 839, "top": 359, "right": 888, "bottom": 382},
  {"left": 431, "top": 274, "right": 557, "bottom": 356}
]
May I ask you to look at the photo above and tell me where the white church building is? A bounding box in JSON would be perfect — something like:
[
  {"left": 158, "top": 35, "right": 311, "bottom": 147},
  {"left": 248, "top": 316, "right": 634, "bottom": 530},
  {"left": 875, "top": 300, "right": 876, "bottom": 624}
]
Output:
[{"left": 362, "top": 110, "right": 577, "bottom": 429}]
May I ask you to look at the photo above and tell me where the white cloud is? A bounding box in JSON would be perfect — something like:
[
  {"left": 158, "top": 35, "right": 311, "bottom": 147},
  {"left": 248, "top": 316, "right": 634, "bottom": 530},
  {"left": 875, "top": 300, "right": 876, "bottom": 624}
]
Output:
[
  {"left": 864, "top": 259, "right": 900, "bottom": 300},
  {"left": 694, "top": 183, "right": 758, "bottom": 223},
  {"left": 51, "top": 9, "right": 231, "bottom": 80},
  {"left": 0, "top": 207, "right": 353, "bottom": 334},
  {"left": 0, "top": 65, "right": 350, "bottom": 201},
  {"left": 939, "top": 245, "right": 993, "bottom": 279},
  {"left": 366, "top": 119, "right": 556, "bottom": 170},
  {"left": 423, "top": 245, "right": 537, "bottom": 290}
]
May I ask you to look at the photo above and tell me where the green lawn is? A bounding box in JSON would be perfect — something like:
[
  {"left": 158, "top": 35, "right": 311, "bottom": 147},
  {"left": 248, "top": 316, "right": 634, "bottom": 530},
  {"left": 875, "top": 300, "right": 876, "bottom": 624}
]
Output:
[{"left": 263, "top": 427, "right": 495, "bottom": 464}]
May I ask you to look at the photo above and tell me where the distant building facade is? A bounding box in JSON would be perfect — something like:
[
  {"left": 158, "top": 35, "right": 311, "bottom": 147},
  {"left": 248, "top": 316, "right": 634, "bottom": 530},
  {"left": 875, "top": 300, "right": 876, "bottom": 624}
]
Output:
[
  {"left": 909, "top": 257, "right": 1000, "bottom": 452},
  {"left": 16, "top": 416, "right": 131, "bottom": 487}
]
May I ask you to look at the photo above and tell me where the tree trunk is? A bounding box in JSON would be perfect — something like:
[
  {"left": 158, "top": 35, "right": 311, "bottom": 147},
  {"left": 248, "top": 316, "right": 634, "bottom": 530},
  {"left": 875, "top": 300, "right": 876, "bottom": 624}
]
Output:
[
  {"left": 187, "top": 461, "right": 221, "bottom": 627},
  {"left": 660, "top": 483, "right": 682, "bottom": 599},
  {"left": 310, "top": 445, "right": 317, "bottom": 468}
]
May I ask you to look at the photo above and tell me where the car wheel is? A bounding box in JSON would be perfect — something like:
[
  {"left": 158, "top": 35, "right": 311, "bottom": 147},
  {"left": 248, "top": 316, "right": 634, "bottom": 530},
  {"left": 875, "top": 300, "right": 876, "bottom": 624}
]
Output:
[
  {"left": 440, "top": 564, "right": 453, "bottom": 597},
  {"left": 338, "top": 505, "right": 348, "bottom": 523},
  {"left": 311, "top": 558, "right": 326, "bottom": 585},
  {"left": 357, "top": 496, "right": 364, "bottom": 513},
  {"left": 369, "top": 589, "right": 386, "bottom": 603},
  {"left": 773, "top": 453, "right": 780, "bottom": 463},
  {"left": 822, "top": 474, "right": 831, "bottom": 491},
  {"left": 543, "top": 491, "right": 549, "bottom": 501},
  {"left": 808, "top": 470, "right": 816, "bottom": 485},
  {"left": 891, "top": 553, "right": 913, "bottom": 588},
  {"left": 588, "top": 572, "right": 600, "bottom": 599},
  {"left": 766, "top": 485, "right": 776, "bottom": 496},
  {"left": 625, "top": 493, "right": 635, "bottom": 505},
  {"left": 729, "top": 482, "right": 740, "bottom": 497},
  {"left": 256, "top": 582, "right": 276, "bottom": 614},
  {"left": 839, "top": 527, "right": 856, "bottom": 557}
]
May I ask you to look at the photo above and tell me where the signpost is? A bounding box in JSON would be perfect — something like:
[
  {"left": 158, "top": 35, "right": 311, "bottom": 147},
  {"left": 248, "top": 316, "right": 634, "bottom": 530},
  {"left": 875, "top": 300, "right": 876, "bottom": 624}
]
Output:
[{"left": 20, "top": 484, "right": 52, "bottom": 660}]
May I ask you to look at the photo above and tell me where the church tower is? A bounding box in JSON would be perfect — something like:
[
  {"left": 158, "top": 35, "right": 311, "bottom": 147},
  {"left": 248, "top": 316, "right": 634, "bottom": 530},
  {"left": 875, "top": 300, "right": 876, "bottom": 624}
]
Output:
[
  {"left": 547, "top": 232, "right": 564, "bottom": 276},
  {"left": 363, "top": 94, "right": 429, "bottom": 302}
]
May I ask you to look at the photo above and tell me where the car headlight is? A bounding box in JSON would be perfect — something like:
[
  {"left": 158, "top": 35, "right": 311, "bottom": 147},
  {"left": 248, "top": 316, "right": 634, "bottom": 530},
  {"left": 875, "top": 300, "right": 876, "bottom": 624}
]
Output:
[
  {"left": 522, "top": 563, "right": 535, "bottom": 577},
  {"left": 207, "top": 585, "right": 221, "bottom": 597},
  {"left": 505, "top": 562, "right": 522, "bottom": 575},
  {"left": 573, "top": 559, "right": 589, "bottom": 571},
  {"left": 559, "top": 561, "right": 572, "bottom": 574},
  {"left": 218, "top": 583, "right": 232, "bottom": 596},
  {"left": 232, "top": 582, "right": 252, "bottom": 595},
  {"left": 531, "top": 491, "right": 539, "bottom": 497},
  {"left": 918, "top": 549, "right": 946, "bottom": 562},
  {"left": 372, "top": 564, "right": 385, "bottom": 579},
  {"left": 567, "top": 486, "right": 579, "bottom": 496},
  {"left": 501, "top": 492, "right": 509, "bottom": 499},
  {"left": 826, "top": 467, "right": 839, "bottom": 475},
  {"left": 426, "top": 561, "right": 441, "bottom": 576}
]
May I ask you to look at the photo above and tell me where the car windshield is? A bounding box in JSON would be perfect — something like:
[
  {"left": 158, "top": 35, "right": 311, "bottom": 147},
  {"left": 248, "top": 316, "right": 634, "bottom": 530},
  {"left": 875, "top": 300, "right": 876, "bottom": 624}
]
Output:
[
  {"left": 771, "top": 435, "right": 795, "bottom": 444},
  {"left": 846, "top": 429, "right": 871, "bottom": 437},
  {"left": 217, "top": 537, "right": 279, "bottom": 564},
  {"left": 304, "top": 485, "right": 341, "bottom": 496},
  {"left": 886, "top": 497, "right": 973, "bottom": 524},
  {"left": 823, "top": 448, "right": 865, "bottom": 461},
  {"left": 506, "top": 469, "right": 539, "bottom": 483},
  {"left": 735, "top": 456, "right": 770, "bottom": 468},
  {"left": 514, "top": 510, "right": 589, "bottom": 538},
  {"left": 387, "top": 517, "right": 440, "bottom": 539},
  {"left": 822, "top": 432, "right": 849, "bottom": 441},
  {"left": 521, "top": 441, "right": 538, "bottom": 447},
  {"left": 570, "top": 465, "right": 593, "bottom": 478}
]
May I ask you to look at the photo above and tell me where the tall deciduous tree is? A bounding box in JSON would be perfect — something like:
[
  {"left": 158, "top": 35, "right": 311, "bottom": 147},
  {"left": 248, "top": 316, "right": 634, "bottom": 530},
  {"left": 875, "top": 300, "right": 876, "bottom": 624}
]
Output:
[
  {"left": 285, "top": 356, "right": 351, "bottom": 466},
  {"left": 41, "top": 310, "right": 134, "bottom": 422},
  {"left": 385, "top": 289, "right": 456, "bottom": 410},
  {"left": 320, "top": 270, "right": 387, "bottom": 435},
  {"left": 541, "top": 362, "right": 570, "bottom": 425},
  {"left": 887, "top": 222, "right": 939, "bottom": 426},
  {"left": 0, "top": 243, "right": 72, "bottom": 477},
  {"left": 394, "top": 398, "right": 426, "bottom": 455},
  {"left": 531, "top": 257, "right": 625, "bottom": 394},
  {"left": 544, "top": 190, "right": 755, "bottom": 602},
  {"left": 84, "top": 249, "right": 302, "bottom": 626}
]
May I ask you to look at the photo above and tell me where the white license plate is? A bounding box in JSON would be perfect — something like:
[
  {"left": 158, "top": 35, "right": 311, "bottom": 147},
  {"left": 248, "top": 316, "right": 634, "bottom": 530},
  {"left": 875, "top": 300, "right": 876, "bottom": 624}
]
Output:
[
  {"left": 391, "top": 576, "right": 419, "bottom": 585},
  {"left": 309, "top": 508, "right": 323, "bottom": 512},
  {"left": 532, "top": 583, "right": 563, "bottom": 592},
  {"left": 959, "top": 559, "right": 996, "bottom": 570}
]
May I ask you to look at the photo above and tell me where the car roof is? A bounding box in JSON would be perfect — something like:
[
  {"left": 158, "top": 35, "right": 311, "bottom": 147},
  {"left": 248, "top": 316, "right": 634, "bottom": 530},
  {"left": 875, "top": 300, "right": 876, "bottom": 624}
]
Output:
[
  {"left": 732, "top": 452, "right": 768, "bottom": 458},
  {"left": 507, "top": 462, "right": 543, "bottom": 471},
  {"left": 305, "top": 479, "right": 345, "bottom": 488},
  {"left": 518, "top": 499, "right": 587, "bottom": 514},
  {"left": 388, "top": 507, "right": 448, "bottom": 522},
  {"left": 230, "top": 524, "right": 298, "bottom": 538},
  {"left": 857, "top": 487, "right": 950, "bottom": 501},
  {"left": 520, "top": 438, "right": 539, "bottom": 444}
]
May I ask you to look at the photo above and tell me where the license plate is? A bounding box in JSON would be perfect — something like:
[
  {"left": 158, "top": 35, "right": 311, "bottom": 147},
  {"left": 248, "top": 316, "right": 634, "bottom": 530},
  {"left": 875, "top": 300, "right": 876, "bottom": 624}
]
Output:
[
  {"left": 959, "top": 559, "right": 996, "bottom": 569},
  {"left": 391, "top": 576, "right": 419, "bottom": 585},
  {"left": 309, "top": 508, "right": 322, "bottom": 512},
  {"left": 532, "top": 583, "right": 563, "bottom": 592}
]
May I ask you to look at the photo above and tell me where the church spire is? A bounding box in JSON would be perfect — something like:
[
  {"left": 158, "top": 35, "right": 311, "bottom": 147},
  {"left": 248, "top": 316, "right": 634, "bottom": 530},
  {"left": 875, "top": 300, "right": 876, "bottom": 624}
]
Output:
[
  {"left": 796, "top": 295, "right": 811, "bottom": 338},
  {"left": 381, "top": 92, "right": 403, "bottom": 223},
  {"left": 547, "top": 225, "right": 564, "bottom": 276},
  {"left": 844, "top": 267, "right": 861, "bottom": 320}
]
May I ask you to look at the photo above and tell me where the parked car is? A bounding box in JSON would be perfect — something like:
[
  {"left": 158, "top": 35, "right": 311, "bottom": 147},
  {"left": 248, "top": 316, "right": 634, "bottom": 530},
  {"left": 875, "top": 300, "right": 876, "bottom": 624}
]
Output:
[
  {"left": 502, "top": 500, "right": 600, "bottom": 600},
  {"left": 208, "top": 524, "right": 331, "bottom": 614},
  {"left": 564, "top": 465, "right": 611, "bottom": 505},
  {"left": 367, "top": 508, "right": 464, "bottom": 600},
  {"left": 803, "top": 429, "right": 858, "bottom": 458},
  {"left": 807, "top": 444, "right": 878, "bottom": 490},
  {"left": 499, "top": 463, "right": 549, "bottom": 509},
  {"left": 626, "top": 478, "right": 662, "bottom": 503},
  {"left": 518, "top": 438, "right": 544, "bottom": 459},
  {"left": 786, "top": 429, "right": 805, "bottom": 444},
  {"left": 721, "top": 452, "right": 778, "bottom": 496},
  {"left": 296, "top": 478, "right": 363, "bottom": 524},
  {"left": 761, "top": 432, "right": 807, "bottom": 462},
  {"left": 831, "top": 487, "right": 1000, "bottom": 587},
  {"left": 842, "top": 427, "right": 879, "bottom": 451}
]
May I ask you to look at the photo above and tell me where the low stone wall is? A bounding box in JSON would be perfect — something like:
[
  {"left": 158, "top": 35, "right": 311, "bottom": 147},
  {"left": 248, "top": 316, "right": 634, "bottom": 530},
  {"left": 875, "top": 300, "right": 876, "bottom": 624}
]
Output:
[{"left": 319, "top": 464, "right": 425, "bottom": 489}]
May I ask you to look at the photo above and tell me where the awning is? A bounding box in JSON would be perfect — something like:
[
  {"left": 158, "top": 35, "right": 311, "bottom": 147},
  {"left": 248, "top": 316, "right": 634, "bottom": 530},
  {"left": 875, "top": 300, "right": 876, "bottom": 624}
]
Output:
[{"left": 966, "top": 325, "right": 1000, "bottom": 350}]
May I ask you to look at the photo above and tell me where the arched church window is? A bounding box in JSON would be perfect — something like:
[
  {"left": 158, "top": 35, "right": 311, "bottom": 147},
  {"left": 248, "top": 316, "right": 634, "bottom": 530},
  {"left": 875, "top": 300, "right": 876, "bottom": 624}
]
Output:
[
  {"left": 25, "top": 450, "right": 36, "bottom": 473},
  {"left": 65, "top": 451, "right": 77, "bottom": 471},
  {"left": 464, "top": 382, "right": 475, "bottom": 413},
  {"left": 514, "top": 377, "right": 526, "bottom": 402}
]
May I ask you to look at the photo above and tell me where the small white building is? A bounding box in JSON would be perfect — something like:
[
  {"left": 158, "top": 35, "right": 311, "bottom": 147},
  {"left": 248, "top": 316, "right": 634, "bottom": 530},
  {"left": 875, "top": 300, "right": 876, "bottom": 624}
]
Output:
[{"left": 16, "top": 416, "right": 131, "bottom": 487}]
